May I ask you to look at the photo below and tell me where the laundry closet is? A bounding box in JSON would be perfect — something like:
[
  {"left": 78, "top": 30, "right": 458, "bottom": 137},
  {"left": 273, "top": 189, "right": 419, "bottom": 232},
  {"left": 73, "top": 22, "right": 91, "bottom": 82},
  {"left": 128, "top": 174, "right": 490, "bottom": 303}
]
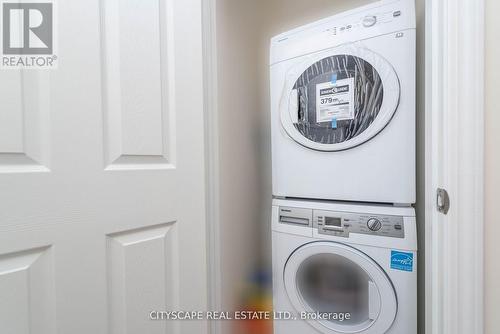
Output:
[{"left": 214, "top": 0, "right": 425, "bottom": 333}]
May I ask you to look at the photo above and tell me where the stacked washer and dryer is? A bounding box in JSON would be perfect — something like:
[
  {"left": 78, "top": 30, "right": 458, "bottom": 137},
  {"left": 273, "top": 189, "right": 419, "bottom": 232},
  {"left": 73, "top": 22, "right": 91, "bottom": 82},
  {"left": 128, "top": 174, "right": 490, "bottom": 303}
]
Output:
[{"left": 269, "top": 1, "right": 417, "bottom": 334}]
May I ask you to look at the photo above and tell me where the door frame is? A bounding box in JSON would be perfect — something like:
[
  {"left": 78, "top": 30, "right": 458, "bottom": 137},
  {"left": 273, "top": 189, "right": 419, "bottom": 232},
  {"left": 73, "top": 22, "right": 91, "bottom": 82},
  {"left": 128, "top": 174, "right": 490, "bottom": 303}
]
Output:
[
  {"left": 202, "top": 1, "right": 222, "bottom": 334},
  {"left": 425, "top": 0, "right": 485, "bottom": 333},
  {"left": 203, "top": 0, "right": 487, "bottom": 333}
]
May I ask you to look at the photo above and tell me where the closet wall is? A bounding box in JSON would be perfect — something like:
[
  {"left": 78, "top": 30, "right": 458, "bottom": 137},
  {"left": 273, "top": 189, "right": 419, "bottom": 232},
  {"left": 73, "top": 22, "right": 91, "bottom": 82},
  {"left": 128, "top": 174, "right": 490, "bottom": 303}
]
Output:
[
  {"left": 255, "top": 7, "right": 425, "bottom": 334},
  {"left": 216, "top": 0, "right": 263, "bottom": 321},
  {"left": 216, "top": 1, "right": 425, "bottom": 334}
]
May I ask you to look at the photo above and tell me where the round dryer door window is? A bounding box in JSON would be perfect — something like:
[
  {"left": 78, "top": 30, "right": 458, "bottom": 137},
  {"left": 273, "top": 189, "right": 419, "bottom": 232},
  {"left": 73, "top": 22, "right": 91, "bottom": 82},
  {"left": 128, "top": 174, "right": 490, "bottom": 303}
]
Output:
[
  {"left": 280, "top": 45, "right": 400, "bottom": 151},
  {"left": 284, "top": 242, "right": 397, "bottom": 334}
]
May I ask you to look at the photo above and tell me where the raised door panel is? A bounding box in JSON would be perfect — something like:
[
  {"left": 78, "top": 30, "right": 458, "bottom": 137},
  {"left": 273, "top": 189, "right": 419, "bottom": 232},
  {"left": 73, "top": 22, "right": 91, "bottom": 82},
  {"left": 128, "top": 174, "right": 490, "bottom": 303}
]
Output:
[
  {"left": 0, "top": 72, "right": 50, "bottom": 172},
  {"left": 107, "top": 222, "right": 178, "bottom": 334},
  {"left": 101, "top": 0, "right": 175, "bottom": 170},
  {"left": 0, "top": 246, "right": 55, "bottom": 334}
]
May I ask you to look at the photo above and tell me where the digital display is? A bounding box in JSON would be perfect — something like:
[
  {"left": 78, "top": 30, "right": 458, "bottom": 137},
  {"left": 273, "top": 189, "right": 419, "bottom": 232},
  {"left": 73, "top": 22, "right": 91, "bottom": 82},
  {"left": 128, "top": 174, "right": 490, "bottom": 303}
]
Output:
[{"left": 325, "top": 217, "right": 342, "bottom": 227}]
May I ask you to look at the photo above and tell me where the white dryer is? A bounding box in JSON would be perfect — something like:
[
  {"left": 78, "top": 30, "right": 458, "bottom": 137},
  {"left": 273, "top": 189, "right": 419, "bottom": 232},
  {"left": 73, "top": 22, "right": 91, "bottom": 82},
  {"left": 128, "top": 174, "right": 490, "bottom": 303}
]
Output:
[
  {"left": 272, "top": 199, "right": 417, "bottom": 334},
  {"left": 270, "top": 0, "right": 416, "bottom": 204}
]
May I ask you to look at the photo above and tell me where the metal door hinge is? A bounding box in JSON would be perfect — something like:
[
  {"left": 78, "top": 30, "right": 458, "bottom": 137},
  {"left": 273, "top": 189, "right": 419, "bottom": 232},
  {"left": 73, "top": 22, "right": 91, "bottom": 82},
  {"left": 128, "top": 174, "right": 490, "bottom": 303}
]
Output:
[{"left": 437, "top": 188, "right": 450, "bottom": 215}]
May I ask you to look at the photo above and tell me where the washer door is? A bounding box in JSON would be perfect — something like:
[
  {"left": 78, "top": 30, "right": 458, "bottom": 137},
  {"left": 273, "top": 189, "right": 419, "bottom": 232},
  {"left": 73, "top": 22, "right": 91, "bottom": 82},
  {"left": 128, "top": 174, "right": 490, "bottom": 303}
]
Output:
[
  {"left": 280, "top": 45, "right": 400, "bottom": 151},
  {"left": 284, "top": 242, "right": 397, "bottom": 334}
]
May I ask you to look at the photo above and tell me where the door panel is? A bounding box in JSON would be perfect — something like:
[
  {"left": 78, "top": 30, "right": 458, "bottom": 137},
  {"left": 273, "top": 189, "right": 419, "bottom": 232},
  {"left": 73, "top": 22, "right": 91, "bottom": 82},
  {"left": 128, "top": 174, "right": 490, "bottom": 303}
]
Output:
[
  {"left": 0, "top": 72, "right": 50, "bottom": 171},
  {"left": 107, "top": 223, "right": 178, "bottom": 334},
  {"left": 0, "top": 246, "right": 56, "bottom": 334},
  {"left": 0, "top": 0, "right": 207, "bottom": 333},
  {"left": 101, "top": 0, "right": 175, "bottom": 169}
]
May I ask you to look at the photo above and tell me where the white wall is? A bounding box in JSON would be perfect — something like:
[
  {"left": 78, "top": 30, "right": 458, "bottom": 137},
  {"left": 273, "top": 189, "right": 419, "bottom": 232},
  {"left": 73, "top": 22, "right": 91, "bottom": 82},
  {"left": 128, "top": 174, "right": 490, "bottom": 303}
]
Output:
[
  {"left": 484, "top": 0, "right": 500, "bottom": 332},
  {"left": 216, "top": 0, "right": 262, "bottom": 327}
]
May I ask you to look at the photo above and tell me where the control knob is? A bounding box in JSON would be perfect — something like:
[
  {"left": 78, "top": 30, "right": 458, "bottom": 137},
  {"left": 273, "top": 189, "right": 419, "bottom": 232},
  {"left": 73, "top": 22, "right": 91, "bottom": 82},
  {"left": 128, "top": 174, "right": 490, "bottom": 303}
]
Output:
[
  {"left": 362, "top": 15, "right": 377, "bottom": 27},
  {"left": 367, "top": 218, "right": 382, "bottom": 231}
]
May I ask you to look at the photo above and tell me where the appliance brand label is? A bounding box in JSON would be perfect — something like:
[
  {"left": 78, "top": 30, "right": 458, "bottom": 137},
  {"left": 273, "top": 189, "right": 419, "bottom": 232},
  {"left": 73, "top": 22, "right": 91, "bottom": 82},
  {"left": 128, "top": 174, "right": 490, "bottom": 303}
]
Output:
[{"left": 391, "top": 251, "right": 414, "bottom": 272}]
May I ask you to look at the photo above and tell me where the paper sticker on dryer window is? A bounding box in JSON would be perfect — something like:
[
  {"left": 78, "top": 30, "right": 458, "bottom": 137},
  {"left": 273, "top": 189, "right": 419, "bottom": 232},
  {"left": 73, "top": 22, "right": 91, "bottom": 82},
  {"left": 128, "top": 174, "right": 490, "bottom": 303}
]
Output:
[{"left": 316, "top": 77, "right": 355, "bottom": 123}]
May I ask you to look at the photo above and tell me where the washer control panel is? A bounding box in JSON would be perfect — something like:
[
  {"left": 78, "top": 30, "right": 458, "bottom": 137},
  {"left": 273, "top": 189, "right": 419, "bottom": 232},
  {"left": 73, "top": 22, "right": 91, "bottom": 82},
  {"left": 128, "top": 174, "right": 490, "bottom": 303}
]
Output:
[{"left": 314, "top": 210, "right": 405, "bottom": 239}]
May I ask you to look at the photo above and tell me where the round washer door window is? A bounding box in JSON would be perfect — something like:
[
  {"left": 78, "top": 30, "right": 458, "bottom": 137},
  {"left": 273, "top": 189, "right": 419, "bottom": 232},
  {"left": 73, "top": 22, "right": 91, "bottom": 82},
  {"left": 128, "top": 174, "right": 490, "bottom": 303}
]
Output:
[
  {"left": 284, "top": 242, "right": 397, "bottom": 334},
  {"left": 280, "top": 45, "right": 400, "bottom": 151}
]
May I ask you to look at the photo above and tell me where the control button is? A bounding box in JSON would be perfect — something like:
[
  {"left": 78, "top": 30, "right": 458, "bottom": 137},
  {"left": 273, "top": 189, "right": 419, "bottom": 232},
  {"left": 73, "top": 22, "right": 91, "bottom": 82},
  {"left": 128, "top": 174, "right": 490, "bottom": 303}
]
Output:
[
  {"left": 362, "top": 15, "right": 377, "bottom": 27},
  {"left": 367, "top": 218, "right": 382, "bottom": 231},
  {"left": 346, "top": 24, "right": 352, "bottom": 29},
  {"left": 394, "top": 224, "right": 402, "bottom": 230}
]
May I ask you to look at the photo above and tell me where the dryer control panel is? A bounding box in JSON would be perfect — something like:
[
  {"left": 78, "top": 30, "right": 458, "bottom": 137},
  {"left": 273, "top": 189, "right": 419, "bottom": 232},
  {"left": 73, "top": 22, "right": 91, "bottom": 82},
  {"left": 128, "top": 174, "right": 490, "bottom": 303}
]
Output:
[
  {"left": 270, "top": 0, "right": 416, "bottom": 65},
  {"left": 314, "top": 210, "right": 405, "bottom": 239}
]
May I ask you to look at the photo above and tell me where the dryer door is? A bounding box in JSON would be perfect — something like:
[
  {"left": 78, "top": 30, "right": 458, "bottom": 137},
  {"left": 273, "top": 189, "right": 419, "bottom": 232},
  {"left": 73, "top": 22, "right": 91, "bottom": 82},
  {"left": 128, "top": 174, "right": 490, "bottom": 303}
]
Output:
[
  {"left": 284, "top": 242, "right": 397, "bottom": 334},
  {"left": 280, "top": 44, "right": 400, "bottom": 151}
]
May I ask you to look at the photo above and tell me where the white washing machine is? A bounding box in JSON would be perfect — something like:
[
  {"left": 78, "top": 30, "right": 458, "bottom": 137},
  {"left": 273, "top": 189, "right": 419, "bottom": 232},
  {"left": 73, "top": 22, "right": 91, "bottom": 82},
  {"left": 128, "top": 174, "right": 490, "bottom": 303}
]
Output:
[
  {"left": 270, "top": 0, "right": 416, "bottom": 204},
  {"left": 272, "top": 198, "right": 417, "bottom": 334}
]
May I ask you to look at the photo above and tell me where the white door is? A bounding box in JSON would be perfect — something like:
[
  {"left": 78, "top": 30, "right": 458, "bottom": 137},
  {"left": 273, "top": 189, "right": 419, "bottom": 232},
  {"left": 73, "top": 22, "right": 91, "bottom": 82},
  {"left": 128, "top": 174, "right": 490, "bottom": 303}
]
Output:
[
  {"left": 284, "top": 242, "right": 397, "bottom": 334},
  {"left": 0, "top": 0, "right": 208, "bottom": 333}
]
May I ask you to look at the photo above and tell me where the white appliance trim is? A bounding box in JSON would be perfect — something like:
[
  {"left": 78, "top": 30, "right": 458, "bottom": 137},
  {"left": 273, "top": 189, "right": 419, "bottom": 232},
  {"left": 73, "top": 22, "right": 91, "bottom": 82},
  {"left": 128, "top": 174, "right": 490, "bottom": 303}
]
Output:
[{"left": 425, "top": 0, "right": 485, "bottom": 333}]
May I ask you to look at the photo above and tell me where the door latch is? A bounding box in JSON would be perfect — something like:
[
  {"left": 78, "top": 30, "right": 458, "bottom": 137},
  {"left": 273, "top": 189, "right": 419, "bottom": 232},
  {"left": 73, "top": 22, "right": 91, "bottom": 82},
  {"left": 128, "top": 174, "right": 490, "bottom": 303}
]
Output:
[{"left": 436, "top": 188, "right": 450, "bottom": 215}]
